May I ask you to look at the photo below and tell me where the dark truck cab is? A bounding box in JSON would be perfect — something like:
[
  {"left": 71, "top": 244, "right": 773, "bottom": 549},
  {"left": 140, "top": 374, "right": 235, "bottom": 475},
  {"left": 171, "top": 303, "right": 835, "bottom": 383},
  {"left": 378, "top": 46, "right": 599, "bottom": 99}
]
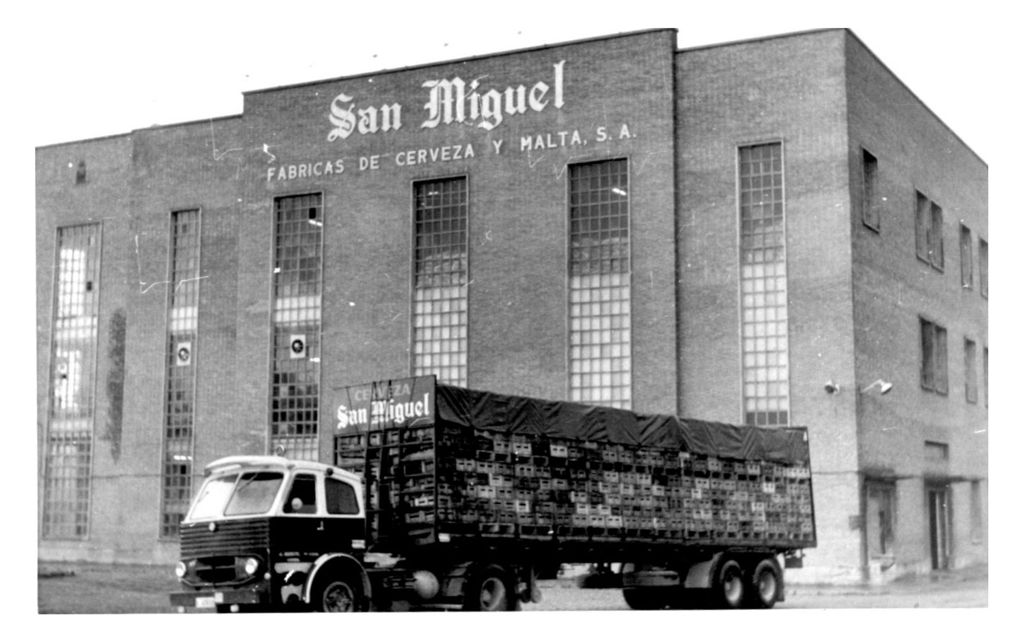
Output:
[{"left": 170, "top": 456, "right": 370, "bottom": 612}]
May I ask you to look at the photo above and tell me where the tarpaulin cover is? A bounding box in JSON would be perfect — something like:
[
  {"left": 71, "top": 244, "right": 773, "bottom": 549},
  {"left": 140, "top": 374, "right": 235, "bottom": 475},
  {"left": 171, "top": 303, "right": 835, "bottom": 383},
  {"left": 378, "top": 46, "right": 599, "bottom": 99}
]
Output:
[{"left": 436, "top": 384, "right": 809, "bottom": 463}]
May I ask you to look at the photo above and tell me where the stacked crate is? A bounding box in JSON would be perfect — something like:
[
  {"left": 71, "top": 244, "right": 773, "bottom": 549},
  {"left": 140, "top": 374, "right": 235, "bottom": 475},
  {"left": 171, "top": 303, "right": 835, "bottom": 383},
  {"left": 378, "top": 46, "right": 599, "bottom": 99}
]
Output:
[{"left": 334, "top": 424, "right": 814, "bottom": 547}]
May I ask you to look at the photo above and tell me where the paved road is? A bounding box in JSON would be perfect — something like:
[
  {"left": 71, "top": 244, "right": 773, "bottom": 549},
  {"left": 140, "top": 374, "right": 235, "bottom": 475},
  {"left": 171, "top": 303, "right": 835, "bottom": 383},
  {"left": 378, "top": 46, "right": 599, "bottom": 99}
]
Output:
[
  {"left": 527, "top": 565, "right": 987, "bottom": 610},
  {"left": 38, "top": 562, "right": 986, "bottom": 613}
]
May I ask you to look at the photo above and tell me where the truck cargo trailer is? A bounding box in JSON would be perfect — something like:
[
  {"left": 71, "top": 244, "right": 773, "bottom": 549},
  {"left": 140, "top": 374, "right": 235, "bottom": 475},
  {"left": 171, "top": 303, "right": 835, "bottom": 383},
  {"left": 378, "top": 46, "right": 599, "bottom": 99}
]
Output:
[{"left": 171, "top": 375, "right": 815, "bottom": 612}]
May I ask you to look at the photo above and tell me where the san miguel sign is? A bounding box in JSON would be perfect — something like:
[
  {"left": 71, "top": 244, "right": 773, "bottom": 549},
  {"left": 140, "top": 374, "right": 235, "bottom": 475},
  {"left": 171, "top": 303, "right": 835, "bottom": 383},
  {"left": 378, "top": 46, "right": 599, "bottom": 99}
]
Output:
[
  {"left": 266, "top": 59, "right": 637, "bottom": 182},
  {"left": 327, "top": 61, "right": 566, "bottom": 141},
  {"left": 335, "top": 376, "right": 436, "bottom": 432}
]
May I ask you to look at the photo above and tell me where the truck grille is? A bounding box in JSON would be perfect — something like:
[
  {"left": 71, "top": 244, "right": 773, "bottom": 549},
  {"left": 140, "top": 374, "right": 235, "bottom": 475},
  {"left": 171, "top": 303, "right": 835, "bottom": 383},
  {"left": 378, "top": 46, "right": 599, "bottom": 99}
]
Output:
[{"left": 179, "top": 518, "right": 270, "bottom": 558}]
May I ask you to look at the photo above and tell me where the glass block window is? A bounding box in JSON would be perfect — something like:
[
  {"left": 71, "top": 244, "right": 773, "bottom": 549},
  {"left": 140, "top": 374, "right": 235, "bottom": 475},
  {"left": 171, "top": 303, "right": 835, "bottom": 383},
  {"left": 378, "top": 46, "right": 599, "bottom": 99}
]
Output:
[
  {"left": 160, "top": 210, "right": 201, "bottom": 537},
  {"left": 568, "top": 159, "right": 631, "bottom": 408},
  {"left": 412, "top": 178, "right": 468, "bottom": 386},
  {"left": 270, "top": 194, "right": 323, "bottom": 461},
  {"left": 739, "top": 143, "right": 790, "bottom": 426},
  {"left": 43, "top": 223, "right": 101, "bottom": 538}
]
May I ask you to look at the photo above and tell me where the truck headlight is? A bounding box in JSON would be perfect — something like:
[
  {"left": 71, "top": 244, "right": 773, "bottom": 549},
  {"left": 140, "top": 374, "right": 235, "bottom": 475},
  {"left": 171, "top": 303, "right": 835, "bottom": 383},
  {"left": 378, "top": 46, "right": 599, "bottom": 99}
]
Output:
[
  {"left": 243, "top": 557, "right": 259, "bottom": 576},
  {"left": 175, "top": 561, "right": 187, "bottom": 579}
]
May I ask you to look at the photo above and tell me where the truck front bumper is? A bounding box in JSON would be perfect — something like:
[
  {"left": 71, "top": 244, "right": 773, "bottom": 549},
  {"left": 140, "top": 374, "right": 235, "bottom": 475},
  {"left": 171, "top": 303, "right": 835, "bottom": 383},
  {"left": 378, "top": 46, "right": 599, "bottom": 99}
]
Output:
[{"left": 170, "top": 585, "right": 269, "bottom": 611}]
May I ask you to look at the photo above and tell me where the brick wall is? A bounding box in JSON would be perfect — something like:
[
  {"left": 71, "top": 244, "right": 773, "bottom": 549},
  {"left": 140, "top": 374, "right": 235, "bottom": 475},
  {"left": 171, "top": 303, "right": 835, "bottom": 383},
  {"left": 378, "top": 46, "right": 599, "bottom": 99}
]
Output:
[
  {"left": 845, "top": 31, "right": 988, "bottom": 572},
  {"left": 676, "top": 30, "right": 863, "bottom": 578}
]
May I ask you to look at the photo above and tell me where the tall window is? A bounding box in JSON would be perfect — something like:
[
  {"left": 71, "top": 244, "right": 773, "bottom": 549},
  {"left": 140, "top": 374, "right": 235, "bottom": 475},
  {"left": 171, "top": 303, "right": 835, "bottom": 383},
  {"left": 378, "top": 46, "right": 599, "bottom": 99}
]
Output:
[
  {"left": 915, "top": 191, "right": 944, "bottom": 271},
  {"left": 412, "top": 178, "right": 468, "bottom": 386},
  {"left": 979, "top": 238, "right": 988, "bottom": 298},
  {"left": 568, "top": 159, "right": 631, "bottom": 408},
  {"left": 964, "top": 337, "right": 978, "bottom": 404},
  {"left": 160, "top": 210, "right": 201, "bottom": 537},
  {"left": 739, "top": 143, "right": 789, "bottom": 426},
  {"left": 861, "top": 149, "right": 880, "bottom": 231},
  {"left": 270, "top": 194, "right": 323, "bottom": 460},
  {"left": 43, "top": 223, "right": 101, "bottom": 538},
  {"left": 920, "top": 317, "right": 948, "bottom": 395},
  {"left": 960, "top": 224, "right": 973, "bottom": 289}
]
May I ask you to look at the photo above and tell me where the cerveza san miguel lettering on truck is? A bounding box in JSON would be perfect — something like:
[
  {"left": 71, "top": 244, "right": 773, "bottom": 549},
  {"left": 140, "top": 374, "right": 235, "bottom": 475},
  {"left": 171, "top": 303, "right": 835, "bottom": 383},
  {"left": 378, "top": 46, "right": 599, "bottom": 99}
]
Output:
[{"left": 170, "top": 376, "right": 815, "bottom": 612}]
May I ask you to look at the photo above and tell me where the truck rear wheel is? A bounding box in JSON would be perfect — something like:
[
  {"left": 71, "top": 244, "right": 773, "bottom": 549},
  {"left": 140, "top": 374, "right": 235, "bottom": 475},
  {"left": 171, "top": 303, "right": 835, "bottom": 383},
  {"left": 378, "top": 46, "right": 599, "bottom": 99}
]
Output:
[
  {"left": 711, "top": 559, "right": 745, "bottom": 609},
  {"left": 745, "top": 558, "right": 781, "bottom": 609},
  {"left": 464, "top": 564, "right": 518, "bottom": 611},
  {"left": 313, "top": 574, "right": 365, "bottom": 612}
]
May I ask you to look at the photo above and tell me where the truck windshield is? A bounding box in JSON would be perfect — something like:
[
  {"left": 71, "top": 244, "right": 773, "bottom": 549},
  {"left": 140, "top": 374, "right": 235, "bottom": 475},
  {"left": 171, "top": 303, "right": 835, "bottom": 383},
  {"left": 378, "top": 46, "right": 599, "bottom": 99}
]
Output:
[
  {"left": 188, "top": 474, "right": 237, "bottom": 520},
  {"left": 224, "top": 471, "right": 285, "bottom": 516},
  {"left": 188, "top": 470, "right": 285, "bottom": 520}
]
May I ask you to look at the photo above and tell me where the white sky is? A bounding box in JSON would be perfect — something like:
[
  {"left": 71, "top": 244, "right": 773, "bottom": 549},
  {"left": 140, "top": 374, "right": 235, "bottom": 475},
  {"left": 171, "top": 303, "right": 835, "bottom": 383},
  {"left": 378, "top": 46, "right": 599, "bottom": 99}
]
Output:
[
  {"left": 19, "top": 0, "right": 1005, "bottom": 162},
  {"left": 9, "top": 0, "right": 1019, "bottom": 628}
]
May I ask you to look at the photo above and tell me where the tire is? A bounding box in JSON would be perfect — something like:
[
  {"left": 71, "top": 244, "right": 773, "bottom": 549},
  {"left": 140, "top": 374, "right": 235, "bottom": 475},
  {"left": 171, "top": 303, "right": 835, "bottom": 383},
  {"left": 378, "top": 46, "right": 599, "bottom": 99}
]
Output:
[
  {"left": 711, "top": 559, "right": 745, "bottom": 609},
  {"left": 464, "top": 565, "right": 518, "bottom": 611},
  {"left": 313, "top": 574, "right": 365, "bottom": 613},
  {"left": 622, "top": 587, "right": 671, "bottom": 610},
  {"left": 745, "top": 558, "right": 781, "bottom": 609}
]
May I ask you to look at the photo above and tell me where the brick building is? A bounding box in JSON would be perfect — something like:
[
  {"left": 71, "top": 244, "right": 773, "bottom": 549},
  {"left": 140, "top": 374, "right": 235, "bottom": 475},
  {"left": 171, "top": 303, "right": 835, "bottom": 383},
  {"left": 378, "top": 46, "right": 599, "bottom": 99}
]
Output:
[{"left": 35, "top": 28, "right": 987, "bottom": 582}]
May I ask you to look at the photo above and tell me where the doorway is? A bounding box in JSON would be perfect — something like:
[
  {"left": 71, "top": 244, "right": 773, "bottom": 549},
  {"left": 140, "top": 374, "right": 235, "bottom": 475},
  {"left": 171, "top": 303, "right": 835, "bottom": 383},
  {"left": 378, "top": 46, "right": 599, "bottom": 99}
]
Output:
[{"left": 927, "top": 486, "right": 952, "bottom": 570}]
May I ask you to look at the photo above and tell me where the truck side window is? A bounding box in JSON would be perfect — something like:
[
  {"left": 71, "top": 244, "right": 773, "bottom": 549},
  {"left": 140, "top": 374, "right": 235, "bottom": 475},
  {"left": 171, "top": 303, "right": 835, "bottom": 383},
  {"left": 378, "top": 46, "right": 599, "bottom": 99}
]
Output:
[
  {"left": 325, "top": 478, "right": 359, "bottom": 515},
  {"left": 284, "top": 473, "right": 318, "bottom": 514}
]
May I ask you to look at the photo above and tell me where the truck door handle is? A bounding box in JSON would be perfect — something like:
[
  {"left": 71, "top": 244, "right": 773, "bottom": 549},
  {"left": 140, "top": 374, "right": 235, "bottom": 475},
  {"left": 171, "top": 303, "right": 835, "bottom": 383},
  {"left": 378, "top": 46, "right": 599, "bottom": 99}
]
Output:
[{"left": 317, "top": 521, "right": 325, "bottom": 531}]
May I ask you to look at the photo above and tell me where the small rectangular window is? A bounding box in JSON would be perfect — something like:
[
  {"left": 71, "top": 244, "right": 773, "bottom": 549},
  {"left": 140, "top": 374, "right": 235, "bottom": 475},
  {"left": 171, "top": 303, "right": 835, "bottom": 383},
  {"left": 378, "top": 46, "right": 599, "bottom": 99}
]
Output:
[
  {"left": 979, "top": 238, "right": 988, "bottom": 298},
  {"left": 960, "top": 224, "right": 973, "bottom": 289},
  {"left": 861, "top": 149, "right": 879, "bottom": 231},
  {"left": 930, "top": 203, "right": 944, "bottom": 270},
  {"left": 915, "top": 192, "right": 930, "bottom": 262},
  {"left": 920, "top": 318, "right": 948, "bottom": 395},
  {"left": 983, "top": 346, "right": 989, "bottom": 408},
  {"left": 915, "top": 191, "right": 944, "bottom": 271},
  {"left": 965, "top": 338, "right": 978, "bottom": 404}
]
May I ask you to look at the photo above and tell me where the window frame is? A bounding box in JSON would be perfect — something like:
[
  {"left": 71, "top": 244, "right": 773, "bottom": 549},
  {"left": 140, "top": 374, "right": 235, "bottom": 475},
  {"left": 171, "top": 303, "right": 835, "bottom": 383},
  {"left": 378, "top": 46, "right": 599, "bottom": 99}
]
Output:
[
  {"left": 411, "top": 175, "right": 470, "bottom": 387},
  {"left": 915, "top": 191, "right": 944, "bottom": 271},
  {"left": 964, "top": 337, "right": 978, "bottom": 404},
  {"left": 920, "top": 317, "right": 949, "bottom": 395},
  {"left": 959, "top": 223, "right": 973, "bottom": 289},
  {"left": 737, "top": 141, "right": 791, "bottom": 427},
  {"left": 861, "top": 148, "right": 880, "bottom": 232},
  {"left": 268, "top": 192, "right": 324, "bottom": 462},
  {"left": 159, "top": 208, "right": 202, "bottom": 539},
  {"left": 979, "top": 237, "right": 988, "bottom": 299},
  {"left": 566, "top": 157, "right": 632, "bottom": 409},
  {"left": 43, "top": 222, "right": 103, "bottom": 540}
]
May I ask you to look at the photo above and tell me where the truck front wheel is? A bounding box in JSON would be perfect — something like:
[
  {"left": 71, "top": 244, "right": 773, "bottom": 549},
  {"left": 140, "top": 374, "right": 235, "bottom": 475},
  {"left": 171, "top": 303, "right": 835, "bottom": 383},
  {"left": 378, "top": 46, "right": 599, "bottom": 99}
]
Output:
[
  {"left": 464, "top": 564, "right": 518, "bottom": 611},
  {"left": 313, "top": 575, "right": 365, "bottom": 612}
]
